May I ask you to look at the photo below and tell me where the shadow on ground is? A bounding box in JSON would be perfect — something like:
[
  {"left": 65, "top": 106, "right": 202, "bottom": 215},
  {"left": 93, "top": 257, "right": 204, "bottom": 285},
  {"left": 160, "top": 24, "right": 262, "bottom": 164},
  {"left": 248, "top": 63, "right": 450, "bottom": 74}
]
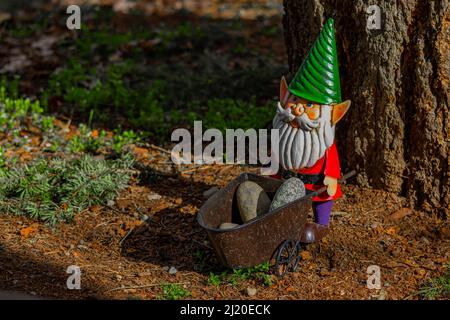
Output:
[
  {"left": 0, "top": 243, "right": 103, "bottom": 299},
  {"left": 120, "top": 165, "right": 225, "bottom": 274}
]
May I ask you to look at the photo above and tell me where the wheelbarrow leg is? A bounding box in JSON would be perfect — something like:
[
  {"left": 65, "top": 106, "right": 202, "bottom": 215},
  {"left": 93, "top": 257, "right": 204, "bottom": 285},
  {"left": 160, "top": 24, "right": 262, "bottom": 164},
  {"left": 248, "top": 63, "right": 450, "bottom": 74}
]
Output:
[{"left": 300, "top": 222, "right": 330, "bottom": 244}]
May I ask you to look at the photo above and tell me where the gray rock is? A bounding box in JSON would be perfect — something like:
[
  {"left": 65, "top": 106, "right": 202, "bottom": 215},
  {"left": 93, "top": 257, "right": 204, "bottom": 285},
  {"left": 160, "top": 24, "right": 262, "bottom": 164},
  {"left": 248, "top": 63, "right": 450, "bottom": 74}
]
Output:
[
  {"left": 168, "top": 266, "right": 177, "bottom": 275},
  {"left": 77, "top": 244, "right": 89, "bottom": 251},
  {"left": 246, "top": 287, "right": 257, "bottom": 296},
  {"left": 371, "top": 288, "right": 388, "bottom": 300},
  {"left": 219, "top": 222, "right": 239, "bottom": 230},
  {"left": 269, "top": 178, "right": 306, "bottom": 211},
  {"left": 237, "top": 181, "right": 271, "bottom": 222},
  {"left": 147, "top": 193, "right": 162, "bottom": 201}
]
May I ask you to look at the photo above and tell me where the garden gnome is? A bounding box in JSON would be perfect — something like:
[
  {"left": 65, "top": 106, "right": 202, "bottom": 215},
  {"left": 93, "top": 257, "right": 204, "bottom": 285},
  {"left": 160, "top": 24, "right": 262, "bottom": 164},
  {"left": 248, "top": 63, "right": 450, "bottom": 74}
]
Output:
[{"left": 272, "top": 18, "right": 351, "bottom": 243}]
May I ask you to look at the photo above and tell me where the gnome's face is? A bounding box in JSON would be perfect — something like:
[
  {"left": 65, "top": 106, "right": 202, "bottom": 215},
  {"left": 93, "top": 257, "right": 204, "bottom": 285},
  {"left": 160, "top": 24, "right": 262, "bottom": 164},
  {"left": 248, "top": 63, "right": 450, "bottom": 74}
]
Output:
[
  {"left": 285, "top": 95, "right": 322, "bottom": 126},
  {"left": 273, "top": 18, "right": 351, "bottom": 171},
  {"left": 273, "top": 77, "right": 350, "bottom": 170}
]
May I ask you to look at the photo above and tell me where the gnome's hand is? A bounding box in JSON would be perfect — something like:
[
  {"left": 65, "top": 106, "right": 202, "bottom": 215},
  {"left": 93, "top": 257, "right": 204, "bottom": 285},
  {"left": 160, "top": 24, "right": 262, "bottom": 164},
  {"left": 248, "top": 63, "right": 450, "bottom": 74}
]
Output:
[{"left": 323, "top": 176, "right": 337, "bottom": 196}]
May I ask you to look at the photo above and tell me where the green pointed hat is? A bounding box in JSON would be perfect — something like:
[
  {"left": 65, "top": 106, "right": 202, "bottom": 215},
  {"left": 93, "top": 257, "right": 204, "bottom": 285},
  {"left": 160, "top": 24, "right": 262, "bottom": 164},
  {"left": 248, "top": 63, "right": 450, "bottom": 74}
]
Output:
[{"left": 288, "top": 18, "right": 342, "bottom": 104}]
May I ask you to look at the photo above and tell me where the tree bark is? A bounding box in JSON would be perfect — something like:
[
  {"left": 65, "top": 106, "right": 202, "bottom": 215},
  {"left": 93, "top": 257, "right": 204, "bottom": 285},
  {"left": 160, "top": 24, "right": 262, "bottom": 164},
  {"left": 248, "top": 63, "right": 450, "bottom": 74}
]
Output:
[{"left": 283, "top": 0, "right": 449, "bottom": 216}]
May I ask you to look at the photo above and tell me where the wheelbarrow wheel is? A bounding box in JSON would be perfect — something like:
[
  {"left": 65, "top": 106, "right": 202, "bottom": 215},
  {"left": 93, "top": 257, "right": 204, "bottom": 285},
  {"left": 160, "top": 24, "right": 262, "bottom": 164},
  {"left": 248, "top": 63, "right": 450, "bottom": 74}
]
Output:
[{"left": 274, "top": 240, "right": 302, "bottom": 277}]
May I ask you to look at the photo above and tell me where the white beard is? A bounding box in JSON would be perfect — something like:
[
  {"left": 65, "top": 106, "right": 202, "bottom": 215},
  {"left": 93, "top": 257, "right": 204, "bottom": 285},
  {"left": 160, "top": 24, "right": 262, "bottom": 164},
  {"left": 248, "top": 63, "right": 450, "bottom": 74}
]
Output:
[{"left": 273, "top": 102, "right": 335, "bottom": 170}]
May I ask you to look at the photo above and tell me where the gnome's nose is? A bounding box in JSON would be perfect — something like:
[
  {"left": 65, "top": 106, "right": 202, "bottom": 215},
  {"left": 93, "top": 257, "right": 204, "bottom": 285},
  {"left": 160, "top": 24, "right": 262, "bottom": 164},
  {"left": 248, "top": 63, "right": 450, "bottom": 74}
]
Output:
[{"left": 292, "top": 104, "right": 304, "bottom": 116}]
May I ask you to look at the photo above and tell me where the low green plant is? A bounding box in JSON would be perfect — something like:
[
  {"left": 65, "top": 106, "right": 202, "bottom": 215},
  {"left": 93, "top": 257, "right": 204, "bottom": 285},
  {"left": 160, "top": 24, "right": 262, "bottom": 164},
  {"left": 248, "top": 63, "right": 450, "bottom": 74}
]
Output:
[
  {"left": 0, "top": 85, "right": 50, "bottom": 148},
  {"left": 208, "top": 262, "right": 273, "bottom": 287},
  {"left": 0, "top": 76, "right": 19, "bottom": 99},
  {"left": 0, "top": 153, "right": 134, "bottom": 224},
  {"left": 66, "top": 124, "right": 103, "bottom": 154},
  {"left": 418, "top": 264, "right": 450, "bottom": 300},
  {"left": 0, "top": 83, "right": 143, "bottom": 156},
  {"left": 261, "top": 25, "right": 280, "bottom": 37},
  {"left": 0, "top": 89, "right": 43, "bottom": 122},
  {"left": 208, "top": 272, "right": 227, "bottom": 287},
  {"left": 39, "top": 115, "right": 55, "bottom": 132},
  {"left": 111, "top": 129, "right": 142, "bottom": 154},
  {"left": 193, "top": 249, "right": 208, "bottom": 272},
  {"left": 0, "top": 147, "right": 6, "bottom": 168},
  {"left": 230, "top": 262, "right": 272, "bottom": 286},
  {"left": 159, "top": 283, "right": 191, "bottom": 300},
  {"left": 38, "top": 19, "right": 284, "bottom": 142},
  {"left": 202, "top": 98, "right": 274, "bottom": 132},
  {"left": 260, "top": 273, "right": 273, "bottom": 287},
  {"left": 7, "top": 16, "right": 49, "bottom": 39},
  {"left": 9, "top": 25, "right": 35, "bottom": 39}
]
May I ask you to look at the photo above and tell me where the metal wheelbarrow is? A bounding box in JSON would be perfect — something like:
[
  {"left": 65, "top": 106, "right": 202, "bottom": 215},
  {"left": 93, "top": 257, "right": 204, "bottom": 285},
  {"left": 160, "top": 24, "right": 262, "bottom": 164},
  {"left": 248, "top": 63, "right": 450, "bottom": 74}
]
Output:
[{"left": 197, "top": 171, "right": 355, "bottom": 277}]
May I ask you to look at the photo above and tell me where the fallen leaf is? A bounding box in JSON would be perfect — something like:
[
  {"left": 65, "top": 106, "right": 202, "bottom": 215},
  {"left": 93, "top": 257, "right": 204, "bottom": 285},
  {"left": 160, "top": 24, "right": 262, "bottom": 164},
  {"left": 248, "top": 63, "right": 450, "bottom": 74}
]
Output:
[
  {"left": 285, "top": 286, "right": 295, "bottom": 292},
  {"left": 133, "top": 147, "right": 149, "bottom": 160},
  {"left": 403, "top": 259, "right": 418, "bottom": 267},
  {"left": 27, "top": 125, "right": 42, "bottom": 135},
  {"left": 91, "top": 130, "right": 99, "bottom": 138},
  {"left": 89, "top": 205, "right": 103, "bottom": 212},
  {"left": 30, "top": 136, "right": 41, "bottom": 146},
  {"left": 390, "top": 207, "right": 412, "bottom": 221},
  {"left": 20, "top": 152, "right": 33, "bottom": 162},
  {"left": 301, "top": 251, "right": 312, "bottom": 260},
  {"left": 438, "top": 227, "right": 450, "bottom": 239},
  {"left": 416, "top": 269, "right": 426, "bottom": 277},
  {"left": 140, "top": 38, "right": 162, "bottom": 50},
  {"left": 319, "top": 269, "right": 332, "bottom": 276},
  {"left": 151, "top": 203, "right": 169, "bottom": 213},
  {"left": 0, "top": 12, "right": 11, "bottom": 23},
  {"left": 20, "top": 224, "right": 38, "bottom": 237},
  {"left": 53, "top": 119, "right": 66, "bottom": 129},
  {"left": 133, "top": 147, "right": 148, "bottom": 155},
  {"left": 65, "top": 128, "right": 80, "bottom": 141},
  {"left": 118, "top": 228, "right": 127, "bottom": 237},
  {"left": 127, "top": 220, "right": 142, "bottom": 228},
  {"left": 385, "top": 226, "right": 401, "bottom": 235}
]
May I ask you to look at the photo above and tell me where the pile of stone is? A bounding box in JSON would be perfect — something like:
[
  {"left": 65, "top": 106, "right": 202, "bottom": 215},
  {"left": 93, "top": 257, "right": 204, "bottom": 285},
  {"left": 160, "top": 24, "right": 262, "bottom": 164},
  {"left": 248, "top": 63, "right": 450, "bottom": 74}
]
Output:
[{"left": 218, "top": 177, "right": 306, "bottom": 230}]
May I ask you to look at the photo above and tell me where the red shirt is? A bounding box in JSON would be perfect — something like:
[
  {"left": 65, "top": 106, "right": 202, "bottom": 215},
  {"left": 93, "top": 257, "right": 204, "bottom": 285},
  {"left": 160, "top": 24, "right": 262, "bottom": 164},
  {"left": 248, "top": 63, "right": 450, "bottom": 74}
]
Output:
[{"left": 272, "top": 141, "right": 342, "bottom": 202}]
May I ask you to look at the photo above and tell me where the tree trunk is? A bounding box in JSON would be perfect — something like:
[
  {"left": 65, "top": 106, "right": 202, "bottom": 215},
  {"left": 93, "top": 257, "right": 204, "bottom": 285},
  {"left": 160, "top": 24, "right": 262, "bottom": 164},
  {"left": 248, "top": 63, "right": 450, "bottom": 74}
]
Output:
[{"left": 282, "top": 0, "right": 449, "bottom": 216}]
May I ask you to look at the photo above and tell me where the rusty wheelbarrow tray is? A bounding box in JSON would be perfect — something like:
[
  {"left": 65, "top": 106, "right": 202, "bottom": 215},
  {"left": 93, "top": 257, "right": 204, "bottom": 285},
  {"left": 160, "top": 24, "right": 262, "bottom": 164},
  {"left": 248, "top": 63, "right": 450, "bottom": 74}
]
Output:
[{"left": 197, "top": 173, "right": 310, "bottom": 273}]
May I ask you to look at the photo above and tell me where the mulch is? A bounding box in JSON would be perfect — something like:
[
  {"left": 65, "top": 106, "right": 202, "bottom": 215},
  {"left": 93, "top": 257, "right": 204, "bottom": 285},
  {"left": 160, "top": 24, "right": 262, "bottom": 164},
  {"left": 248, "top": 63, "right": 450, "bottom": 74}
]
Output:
[{"left": 0, "top": 144, "right": 448, "bottom": 300}]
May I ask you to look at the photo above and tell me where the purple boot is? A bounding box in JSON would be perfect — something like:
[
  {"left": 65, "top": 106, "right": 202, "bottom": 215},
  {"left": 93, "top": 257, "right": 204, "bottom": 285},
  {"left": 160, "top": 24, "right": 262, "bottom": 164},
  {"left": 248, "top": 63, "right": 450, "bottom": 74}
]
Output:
[{"left": 313, "top": 200, "right": 334, "bottom": 226}]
